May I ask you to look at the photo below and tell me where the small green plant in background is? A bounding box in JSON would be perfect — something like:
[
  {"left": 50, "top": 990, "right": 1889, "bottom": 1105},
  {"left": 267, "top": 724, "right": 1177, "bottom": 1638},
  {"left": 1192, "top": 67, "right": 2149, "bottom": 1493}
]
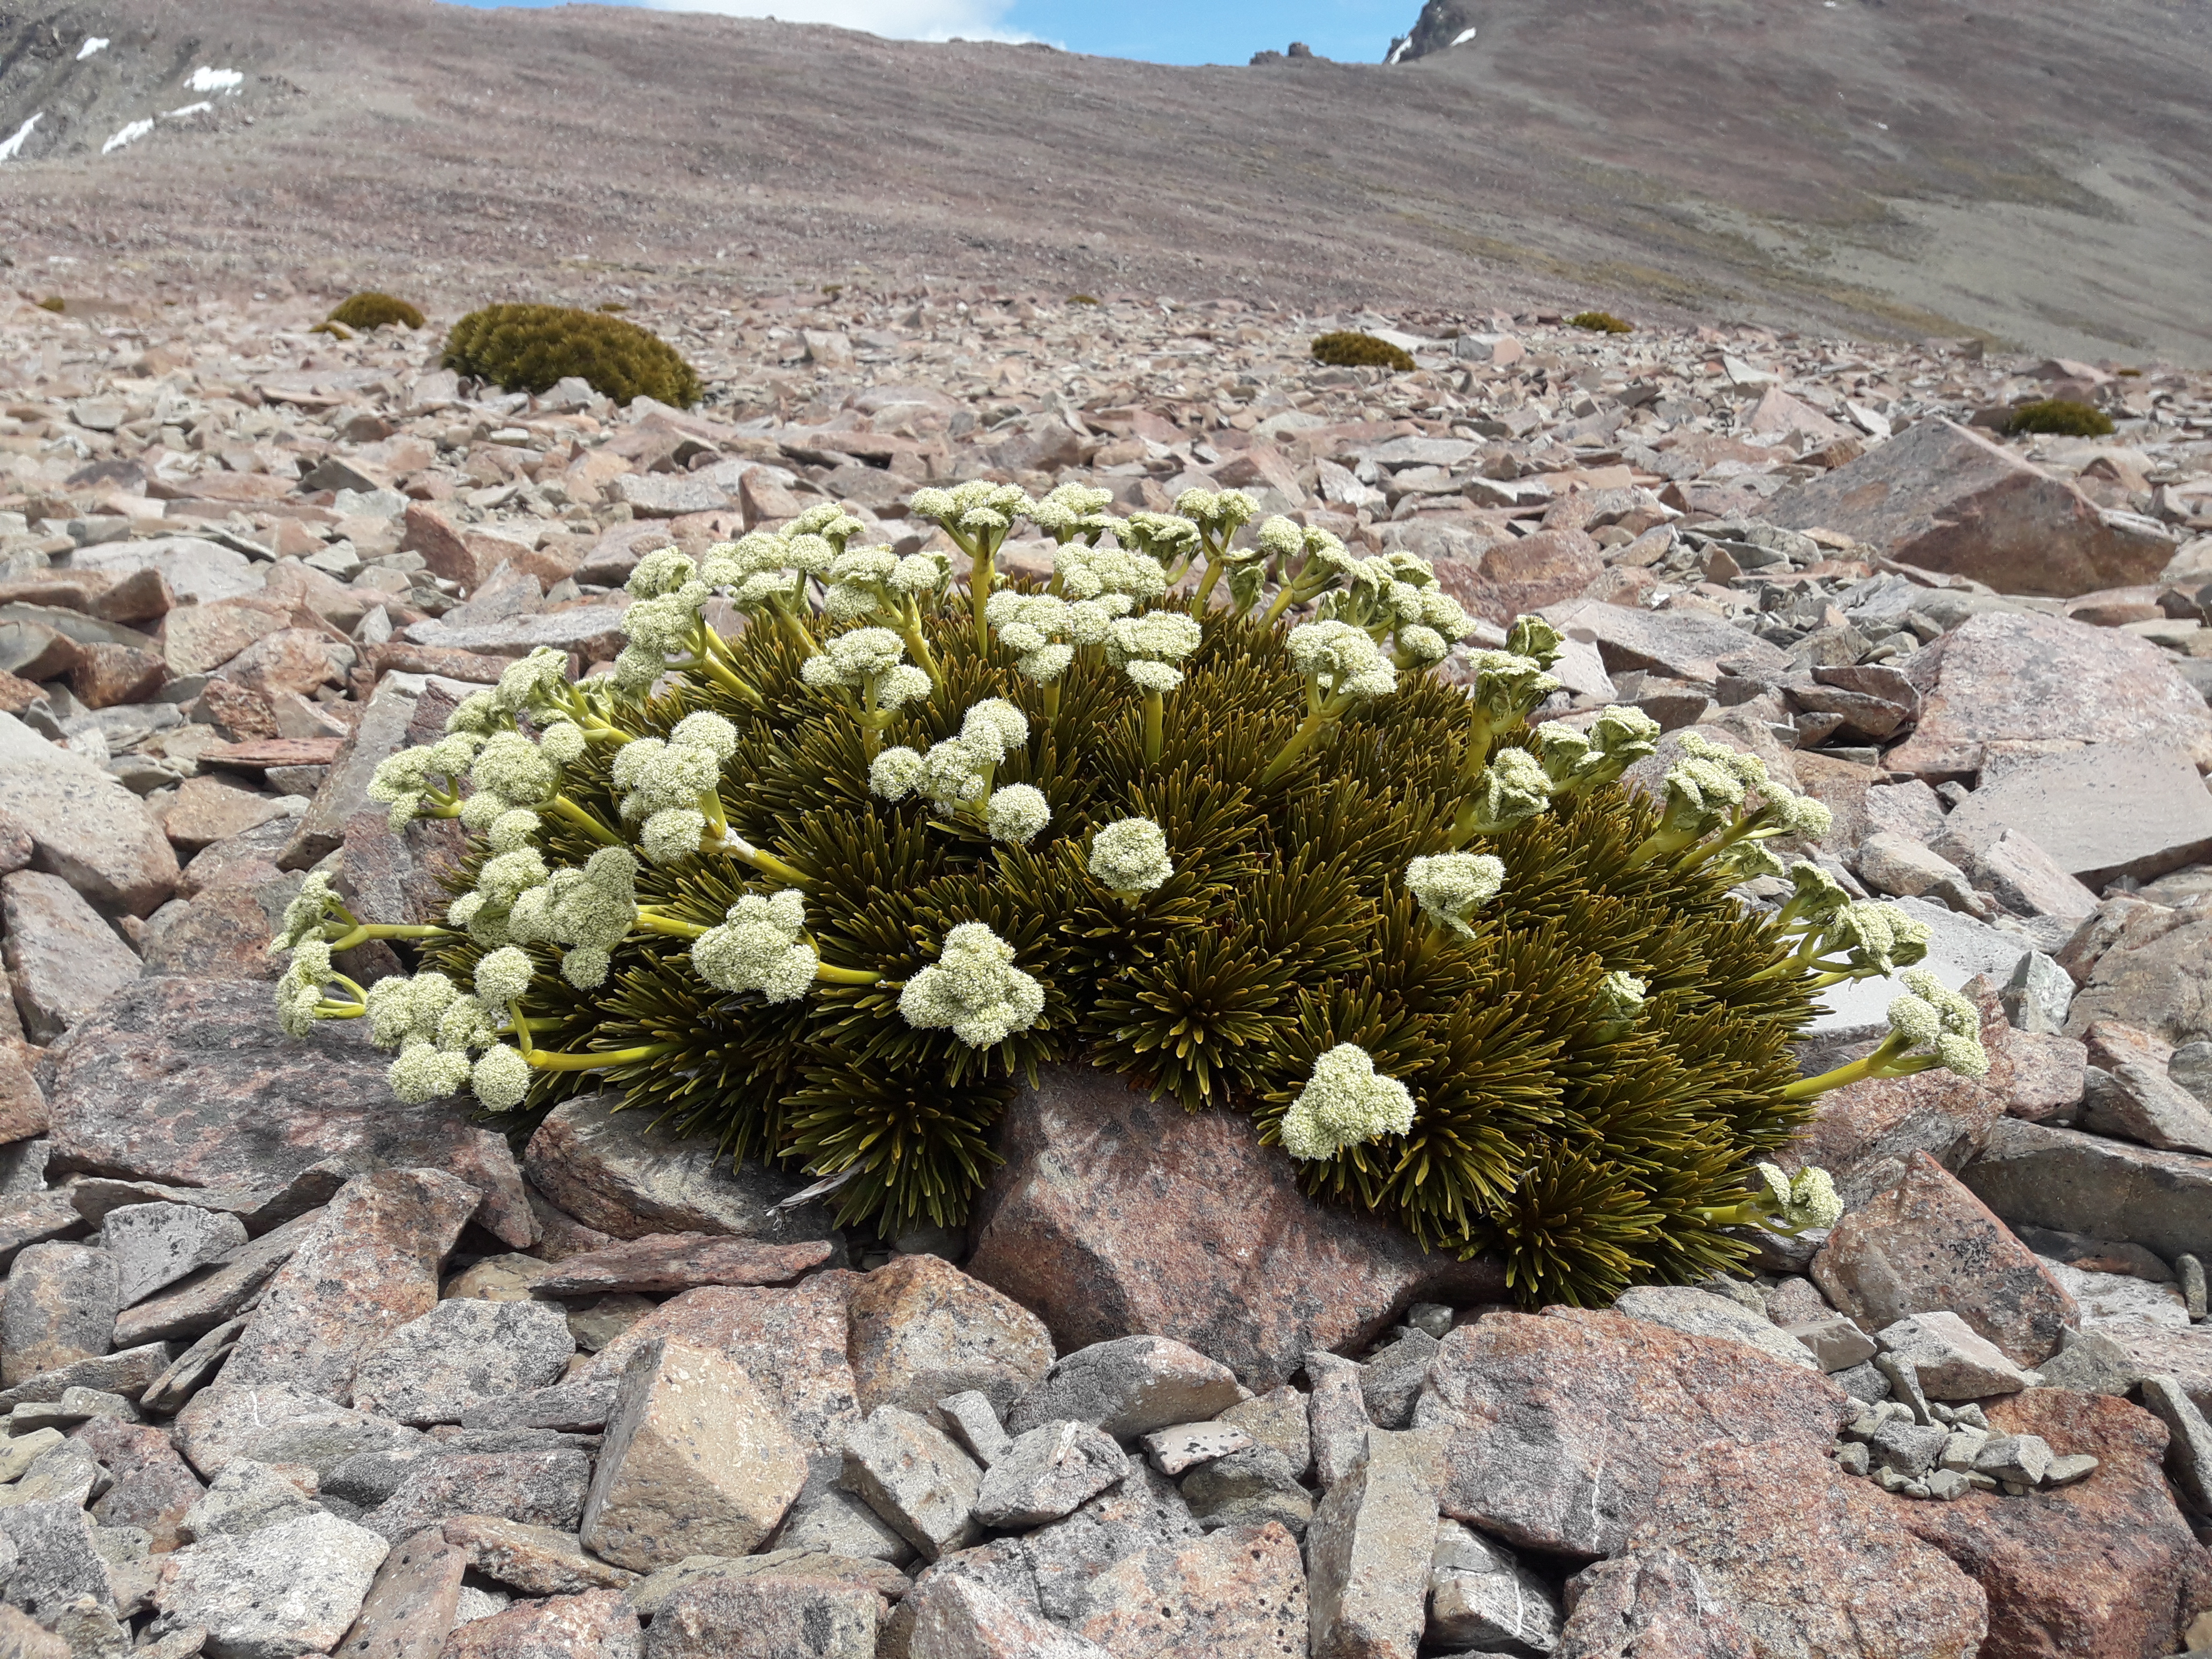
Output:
[
  {"left": 1311, "top": 331, "right": 1415, "bottom": 371},
  {"left": 308, "top": 321, "right": 354, "bottom": 340},
  {"left": 268, "top": 482, "right": 1971, "bottom": 1307},
  {"left": 2004, "top": 398, "right": 2116, "bottom": 437},
  {"left": 36, "top": 297, "right": 64, "bottom": 313},
  {"left": 1570, "top": 310, "right": 1633, "bottom": 334},
  {"left": 597, "top": 301, "right": 630, "bottom": 313},
  {"left": 328, "top": 292, "right": 426, "bottom": 331},
  {"left": 442, "top": 303, "right": 701, "bottom": 408},
  {"left": 1067, "top": 294, "right": 1101, "bottom": 306}
]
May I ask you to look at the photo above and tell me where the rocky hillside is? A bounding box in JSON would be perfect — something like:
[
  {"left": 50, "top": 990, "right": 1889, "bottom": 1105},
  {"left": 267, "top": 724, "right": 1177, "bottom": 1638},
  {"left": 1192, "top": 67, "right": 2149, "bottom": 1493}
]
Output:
[{"left": 2, "top": 0, "right": 2209, "bottom": 361}]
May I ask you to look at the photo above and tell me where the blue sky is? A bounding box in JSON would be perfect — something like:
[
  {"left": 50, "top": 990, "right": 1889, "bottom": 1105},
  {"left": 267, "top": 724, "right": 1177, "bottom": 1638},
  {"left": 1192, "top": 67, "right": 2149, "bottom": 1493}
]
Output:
[{"left": 441, "top": 0, "right": 1414, "bottom": 66}]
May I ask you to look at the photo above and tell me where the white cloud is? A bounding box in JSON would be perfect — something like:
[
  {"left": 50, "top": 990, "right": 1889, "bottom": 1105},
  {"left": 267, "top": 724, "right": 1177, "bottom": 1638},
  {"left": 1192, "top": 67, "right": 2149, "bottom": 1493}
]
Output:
[{"left": 638, "top": 0, "right": 1042, "bottom": 44}]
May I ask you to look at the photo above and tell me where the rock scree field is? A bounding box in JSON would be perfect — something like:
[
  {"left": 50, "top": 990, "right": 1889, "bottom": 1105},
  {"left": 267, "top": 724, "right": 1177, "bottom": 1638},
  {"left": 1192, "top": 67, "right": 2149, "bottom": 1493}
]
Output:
[{"left": 0, "top": 0, "right": 2209, "bottom": 1655}]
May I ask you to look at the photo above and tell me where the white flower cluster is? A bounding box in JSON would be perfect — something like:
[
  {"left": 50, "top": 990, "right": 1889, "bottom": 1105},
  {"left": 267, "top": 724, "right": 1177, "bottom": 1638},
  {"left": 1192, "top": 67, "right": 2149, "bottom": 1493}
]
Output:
[
  {"left": 612, "top": 547, "right": 712, "bottom": 690},
  {"left": 1279, "top": 1043, "right": 1417, "bottom": 1162},
  {"left": 1592, "top": 970, "right": 1649, "bottom": 1026},
  {"left": 899, "top": 922, "right": 1045, "bottom": 1048},
  {"left": 274, "top": 936, "right": 334, "bottom": 1037},
  {"left": 1090, "top": 817, "right": 1173, "bottom": 894},
  {"left": 1464, "top": 651, "right": 1560, "bottom": 720},
  {"left": 361, "top": 970, "right": 528, "bottom": 1109},
  {"left": 1467, "top": 748, "right": 1555, "bottom": 833},
  {"left": 1529, "top": 705, "right": 1663, "bottom": 790},
  {"left": 1105, "top": 610, "right": 1204, "bottom": 694},
  {"left": 1821, "top": 899, "right": 1932, "bottom": 979},
  {"left": 1751, "top": 1161, "right": 1845, "bottom": 1232},
  {"left": 870, "top": 700, "right": 1043, "bottom": 842},
  {"left": 1660, "top": 732, "right": 1834, "bottom": 846},
  {"left": 1025, "top": 483, "right": 1118, "bottom": 547},
  {"left": 1887, "top": 968, "right": 1989, "bottom": 1078},
  {"left": 1405, "top": 852, "right": 1505, "bottom": 937},
  {"left": 366, "top": 649, "right": 589, "bottom": 833},
  {"left": 611, "top": 712, "right": 738, "bottom": 865},
  {"left": 1171, "top": 486, "right": 1260, "bottom": 542},
  {"left": 822, "top": 545, "right": 948, "bottom": 623},
  {"left": 799, "top": 626, "right": 933, "bottom": 711},
  {"left": 908, "top": 481, "right": 1036, "bottom": 547},
  {"left": 271, "top": 871, "right": 346, "bottom": 954},
  {"left": 1055, "top": 542, "right": 1169, "bottom": 606},
  {"left": 692, "top": 889, "right": 819, "bottom": 1002},
  {"left": 983, "top": 592, "right": 1085, "bottom": 684},
  {"left": 1286, "top": 620, "right": 1398, "bottom": 703},
  {"left": 504, "top": 846, "right": 639, "bottom": 989}
]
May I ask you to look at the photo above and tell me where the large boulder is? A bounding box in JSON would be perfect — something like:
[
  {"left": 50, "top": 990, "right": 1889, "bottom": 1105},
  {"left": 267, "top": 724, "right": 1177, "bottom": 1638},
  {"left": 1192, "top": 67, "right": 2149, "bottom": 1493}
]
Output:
[
  {"left": 1940, "top": 743, "right": 2212, "bottom": 891},
  {"left": 38, "top": 978, "right": 534, "bottom": 1247},
  {"left": 964, "top": 1066, "right": 1506, "bottom": 1392},
  {"left": 1416, "top": 1310, "right": 1850, "bottom": 1558},
  {"left": 1765, "top": 417, "right": 2176, "bottom": 597},
  {"left": 1889, "top": 1388, "right": 2212, "bottom": 1659},
  {"left": 1959, "top": 1118, "right": 2212, "bottom": 1267},
  {"left": 1886, "top": 612, "right": 2212, "bottom": 780}
]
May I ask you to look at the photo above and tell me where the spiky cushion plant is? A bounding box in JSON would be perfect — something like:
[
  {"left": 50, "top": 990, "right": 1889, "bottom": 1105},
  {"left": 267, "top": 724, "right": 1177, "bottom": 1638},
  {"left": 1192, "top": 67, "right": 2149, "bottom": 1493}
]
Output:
[{"left": 269, "top": 485, "right": 1985, "bottom": 1307}]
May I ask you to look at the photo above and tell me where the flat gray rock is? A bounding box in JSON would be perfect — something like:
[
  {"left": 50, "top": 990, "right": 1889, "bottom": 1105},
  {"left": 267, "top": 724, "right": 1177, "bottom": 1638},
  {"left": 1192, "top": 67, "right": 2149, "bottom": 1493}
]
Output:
[
  {"left": 349, "top": 1299, "right": 575, "bottom": 1426},
  {"left": 1613, "top": 1286, "right": 1819, "bottom": 1371},
  {"left": 1961, "top": 1117, "right": 2212, "bottom": 1265},
  {"left": 155, "top": 1508, "right": 388, "bottom": 1659},
  {"left": 0, "top": 1499, "right": 115, "bottom": 1622},
  {"left": 1004, "top": 1336, "right": 1246, "bottom": 1443},
  {"left": 1945, "top": 742, "right": 2212, "bottom": 890},
  {"left": 970, "top": 1421, "right": 1128, "bottom": 1530},
  {"left": 101, "top": 1204, "right": 250, "bottom": 1309},
  {"left": 1, "top": 872, "right": 141, "bottom": 1044},
  {"left": 839, "top": 1405, "right": 983, "bottom": 1563},
  {"left": 0, "top": 714, "right": 177, "bottom": 918}
]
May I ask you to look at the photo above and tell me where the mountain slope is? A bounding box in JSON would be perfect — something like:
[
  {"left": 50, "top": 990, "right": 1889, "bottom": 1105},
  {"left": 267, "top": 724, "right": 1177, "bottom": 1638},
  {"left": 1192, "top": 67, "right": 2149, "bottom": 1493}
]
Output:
[{"left": 2, "top": 0, "right": 2207, "bottom": 361}]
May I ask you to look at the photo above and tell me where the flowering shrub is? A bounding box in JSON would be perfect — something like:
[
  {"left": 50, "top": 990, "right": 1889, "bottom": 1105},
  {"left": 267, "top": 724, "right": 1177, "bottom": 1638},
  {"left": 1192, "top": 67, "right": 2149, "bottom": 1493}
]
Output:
[{"left": 270, "top": 482, "right": 1976, "bottom": 1305}]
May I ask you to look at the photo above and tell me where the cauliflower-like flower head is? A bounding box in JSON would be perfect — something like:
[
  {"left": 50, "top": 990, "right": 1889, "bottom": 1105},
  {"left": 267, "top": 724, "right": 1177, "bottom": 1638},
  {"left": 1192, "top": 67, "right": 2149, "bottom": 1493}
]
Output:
[
  {"left": 495, "top": 648, "right": 570, "bottom": 717},
  {"left": 1286, "top": 620, "right": 1398, "bottom": 702},
  {"left": 871, "top": 746, "right": 926, "bottom": 803},
  {"left": 1470, "top": 748, "right": 1555, "bottom": 833},
  {"left": 474, "top": 946, "right": 535, "bottom": 1007},
  {"left": 984, "top": 784, "right": 1050, "bottom": 846},
  {"left": 1752, "top": 1161, "right": 1844, "bottom": 1232},
  {"left": 1279, "top": 1044, "right": 1418, "bottom": 1162},
  {"left": 692, "top": 888, "right": 819, "bottom": 1003},
  {"left": 271, "top": 871, "right": 346, "bottom": 953},
  {"left": 627, "top": 547, "right": 696, "bottom": 599},
  {"left": 472, "top": 731, "right": 559, "bottom": 810},
  {"left": 1593, "top": 970, "right": 1648, "bottom": 1026},
  {"left": 470, "top": 1044, "right": 533, "bottom": 1111},
  {"left": 275, "top": 938, "right": 333, "bottom": 1037},
  {"left": 898, "top": 922, "right": 1046, "bottom": 1049},
  {"left": 1889, "top": 967, "right": 1988, "bottom": 1078},
  {"left": 1404, "top": 852, "right": 1505, "bottom": 937},
  {"left": 1467, "top": 651, "right": 1560, "bottom": 721},
  {"left": 1090, "top": 817, "right": 1173, "bottom": 894},
  {"left": 1056, "top": 543, "right": 1169, "bottom": 604}
]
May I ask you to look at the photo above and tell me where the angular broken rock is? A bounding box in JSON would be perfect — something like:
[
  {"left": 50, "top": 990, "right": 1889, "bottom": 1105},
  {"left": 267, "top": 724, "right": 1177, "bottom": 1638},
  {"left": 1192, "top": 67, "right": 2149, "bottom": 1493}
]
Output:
[
  {"left": 1306, "top": 1351, "right": 1372, "bottom": 1492},
  {"left": 970, "top": 1422, "right": 1128, "bottom": 1529},
  {"left": 1941, "top": 742, "right": 2212, "bottom": 891},
  {"left": 846, "top": 1253, "right": 1055, "bottom": 1417},
  {"left": 905, "top": 1573, "right": 1111, "bottom": 1659},
  {"left": 331, "top": 1527, "right": 468, "bottom": 1659},
  {"left": 179, "top": 1459, "right": 319, "bottom": 1543},
  {"left": 2081, "top": 1060, "right": 2212, "bottom": 1155},
  {"left": 100, "top": 1204, "right": 250, "bottom": 1309},
  {"left": 155, "top": 1509, "right": 389, "bottom": 1659},
  {"left": 1, "top": 872, "right": 141, "bottom": 1044},
  {"left": 1423, "top": 1311, "right": 1848, "bottom": 1557},
  {"left": 934, "top": 1392, "right": 1012, "bottom": 1470},
  {"left": 222, "top": 1169, "right": 482, "bottom": 1403},
  {"left": 840, "top": 1405, "right": 983, "bottom": 1563},
  {"left": 1958, "top": 1118, "right": 2212, "bottom": 1272},
  {"left": 0, "top": 713, "right": 178, "bottom": 917},
  {"left": 1812, "top": 1152, "right": 2076, "bottom": 1365},
  {"left": 1890, "top": 1388, "right": 2212, "bottom": 1659},
  {"left": 440, "top": 1590, "right": 640, "bottom": 1659},
  {"left": 115, "top": 1210, "right": 322, "bottom": 1349},
  {"left": 1428, "top": 1519, "right": 1564, "bottom": 1655},
  {"left": 1071, "top": 1521, "right": 1309, "bottom": 1656},
  {"left": 76, "top": 1418, "right": 204, "bottom": 1554},
  {"left": 349, "top": 1298, "right": 575, "bottom": 1425},
  {"left": 362, "top": 1446, "right": 593, "bottom": 1543},
  {"left": 1875, "top": 1313, "right": 2038, "bottom": 1400},
  {"left": 525, "top": 1233, "right": 832, "bottom": 1297},
  {"left": 0, "top": 1343, "right": 174, "bottom": 1415},
  {"left": 0, "top": 1499, "right": 115, "bottom": 1621},
  {"left": 1220, "top": 1387, "right": 1311, "bottom": 1482},
  {"left": 1555, "top": 1548, "right": 1755, "bottom": 1659},
  {"left": 1004, "top": 1336, "right": 1246, "bottom": 1443},
  {"left": 0, "top": 1243, "right": 119, "bottom": 1387},
  {"left": 42, "top": 980, "right": 533, "bottom": 1247},
  {"left": 579, "top": 1336, "right": 806, "bottom": 1572},
  {"left": 1140, "top": 1423, "right": 1252, "bottom": 1478},
  {"left": 439, "top": 1515, "right": 636, "bottom": 1595},
  {"left": 1356, "top": 1330, "right": 1440, "bottom": 1429},
  {"left": 641, "top": 1574, "right": 879, "bottom": 1659},
  {"left": 521, "top": 1091, "right": 832, "bottom": 1244},
  {"left": 1611, "top": 1286, "right": 1818, "bottom": 1371},
  {"left": 1765, "top": 416, "right": 2176, "bottom": 597},
  {"left": 622, "top": 1549, "right": 911, "bottom": 1619},
  {"left": 965, "top": 1066, "right": 1505, "bottom": 1391},
  {"left": 1305, "top": 1428, "right": 1447, "bottom": 1659},
  {"left": 459, "top": 1380, "right": 618, "bottom": 1434}
]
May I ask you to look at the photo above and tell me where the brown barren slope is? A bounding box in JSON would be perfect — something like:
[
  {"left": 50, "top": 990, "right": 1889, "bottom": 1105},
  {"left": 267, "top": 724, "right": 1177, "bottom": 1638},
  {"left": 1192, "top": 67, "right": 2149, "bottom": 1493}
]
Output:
[{"left": 1, "top": 0, "right": 2208, "bottom": 360}]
